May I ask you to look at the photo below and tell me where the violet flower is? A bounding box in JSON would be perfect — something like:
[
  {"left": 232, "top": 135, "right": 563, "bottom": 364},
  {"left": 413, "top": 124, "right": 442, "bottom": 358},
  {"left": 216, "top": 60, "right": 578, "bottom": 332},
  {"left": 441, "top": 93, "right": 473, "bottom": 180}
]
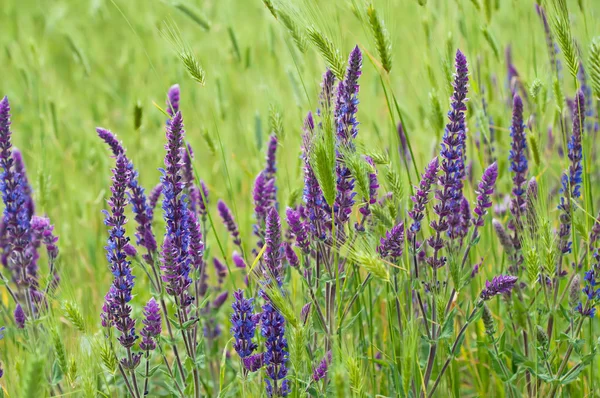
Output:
[
  {"left": 243, "top": 353, "right": 264, "bottom": 372},
  {"left": 231, "top": 289, "right": 259, "bottom": 358},
  {"left": 473, "top": 162, "right": 498, "bottom": 228},
  {"left": 312, "top": 351, "right": 332, "bottom": 382},
  {"left": 188, "top": 210, "right": 204, "bottom": 271},
  {"left": 97, "top": 128, "right": 157, "bottom": 254},
  {"left": 264, "top": 208, "right": 284, "bottom": 285},
  {"left": 0, "top": 97, "right": 32, "bottom": 290},
  {"left": 14, "top": 303, "right": 26, "bottom": 328},
  {"left": 166, "top": 84, "right": 180, "bottom": 122},
  {"left": 284, "top": 242, "right": 299, "bottom": 268},
  {"left": 409, "top": 157, "right": 438, "bottom": 235},
  {"left": 261, "top": 299, "right": 290, "bottom": 397},
  {"left": 160, "top": 112, "right": 193, "bottom": 308},
  {"left": 140, "top": 298, "right": 162, "bottom": 351},
  {"left": 558, "top": 90, "right": 585, "bottom": 254},
  {"left": 335, "top": 46, "right": 362, "bottom": 145},
  {"left": 12, "top": 149, "right": 34, "bottom": 220},
  {"left": 508, "top": 94, "right": 528, "bottom": 226},
  {"left": 233, "top": 251, "right": 247, "bottom": 269},
  {"left": 254, "top": 171, "right": 276, "bottom": 239},
  {"left": 480, "top": 275, "right": 518, "bottom": 301},
  {"left": 378, "top": 222, "right": 405, "bottom": 261},
  {"left": 443, "top": 49, "right": 469, "bottom": 241},
  {"left": 212, "top": 291, "right": 229, "bottom": 310},
  {"left": 360, "top": 155, "right": 379, "bottom": 217},
  {"left": 102, "top": 153, "right": 137, "bottom": 349},
  {"left": 218, "top": 199, "right": 241, "bottom": 246},
  {"left": 285, "top": 207, "right": 310, "bottom": 254}
]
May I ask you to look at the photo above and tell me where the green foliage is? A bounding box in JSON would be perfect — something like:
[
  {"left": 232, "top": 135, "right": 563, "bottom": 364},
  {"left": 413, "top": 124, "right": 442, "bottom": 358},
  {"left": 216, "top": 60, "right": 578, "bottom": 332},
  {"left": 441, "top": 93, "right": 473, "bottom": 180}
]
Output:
[
  {"left": 307, "top": 27, "right": 346, "bottom": 80},
  {"left": 367, "top": 4, "right": 392, "bottom": 73}
]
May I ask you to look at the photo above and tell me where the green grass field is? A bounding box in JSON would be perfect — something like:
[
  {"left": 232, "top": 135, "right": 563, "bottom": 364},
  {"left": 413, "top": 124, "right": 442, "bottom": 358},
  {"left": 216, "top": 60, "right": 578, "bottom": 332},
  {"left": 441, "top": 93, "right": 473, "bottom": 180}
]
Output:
[{"left": 1, "top": 0, "right": 600, "bottom": 396}]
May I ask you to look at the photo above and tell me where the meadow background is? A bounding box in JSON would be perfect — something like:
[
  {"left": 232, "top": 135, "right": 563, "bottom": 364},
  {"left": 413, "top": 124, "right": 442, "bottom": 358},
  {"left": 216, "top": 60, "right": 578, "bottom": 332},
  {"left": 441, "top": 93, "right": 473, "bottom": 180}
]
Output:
[{"left": 1, "top": 0, "right": 600, "bottom": 396}]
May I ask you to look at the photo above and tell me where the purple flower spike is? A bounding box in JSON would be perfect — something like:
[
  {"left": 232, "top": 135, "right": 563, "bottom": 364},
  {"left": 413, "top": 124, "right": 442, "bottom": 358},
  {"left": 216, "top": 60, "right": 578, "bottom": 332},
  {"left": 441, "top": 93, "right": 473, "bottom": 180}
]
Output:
[
  {"left": 102, "top": 154, "right": 137, "bottom": 348},
  {"left": 160, "top": 111, "right": 193, "bottom": 309},
  {"left": 261, "top": 299, "right": 290, "bottom": 397},
  {"left": 14, "top": 303, "right": 26, "bottom": 328},
  {"left": 30, "top": 216, "right": 59, "bottom": 263},
  {"left": 378, "top": 222, "right": 405, "bottom": 261},
  {"left": 213, "top": 258, "right": 227, "bottom": 281},
  {"left": 265, "top": 134, "right": 278, "bottom": 180},
  {"left": 286, "top": 207, "right": 310, "bottom": 254},
  {"left": 218, "top": 199, "right": 241, "bottom": 246},
  {"left": 284, "top": 242, "right": 299, "bottom": 268},
  {"left": 140, "top": 298, "right": 162, "bottom": 351},
  {"left": 166, "top": 84, "right": 180, "bottom": 121},
  {"left": 97, "top": 128, "right": 157, "bottom": 254},
  {"left": 312, "top": 351, "right": 332, "bottom": 382},
  {"left": 12, "top": 149, "right": 34, "bottom": 219},
  {"left": 440, "top": 49, "right": 469, "bottom": 241},
  {"left": 508, "top": 95, "right": 528, "bottom": 226},
  {"left": 188, "top": 210, "right": 205, "bottom": 271},
  {"left": 243, "top": 353, "right": 264, "bottom": 372},
  {"left": 1, "top": 97, "right": 32, "bottom": 288},
  {"left": 409, "top": 157, "right": 438, "bottom": 235},
  {"left": 264, "top": 208, "right": 284, "bottom": 285},
  {"left": 480, "top": 275, "right": 518, "bottom": 301},
  {"left": 212, "top": 291, "right": 229, "bottom": 310},
  {"left": 335, "top": 46, "right": 362, "bottom": 145},
  {"left": 231, "top": 290, "right": 259, "bottom": 359},
  {"left": 473, "top": 162, "right": 498, "bottom": 227},
  {"left": 254, "top": 171, "right": 276, "bottom": 233},
  {"left": 558, "top": 90, "right": 585, "bottom": 255},
  {"left": 233, "top": 251, "right": 247, "bottom": 268}
]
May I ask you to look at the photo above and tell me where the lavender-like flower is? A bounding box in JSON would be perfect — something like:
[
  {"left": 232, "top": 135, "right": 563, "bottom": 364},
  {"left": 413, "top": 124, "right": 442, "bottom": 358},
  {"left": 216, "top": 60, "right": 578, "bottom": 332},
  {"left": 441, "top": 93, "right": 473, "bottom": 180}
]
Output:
[
  {"left": 378, "top": 222, "right": 405, "bottom": 261},
  {"left": 148, "top": 183, "right": 163, "bottom": 223},
  {"left": 508, "top": 95, "right": 528, "bottom": 226},
  {"left": 285, "top": 208, "right": 310, "bottom": 254},
  {"left": 188, "top": 210, "right": 205, "bottom": 271},
  {"left": 335, "top": 46, "right": 362, "bottom": 145},
  {"left": 473, "top": 162, "right": 498, "bottom": 228},
  {"left": 312, "top": 351, "right": 332, "bottom": 382},
  {"left": 264, "top": 208, "right": 284, "bottom": 285},
  {"left": 430, "top": 50, "right": 468, "bottom": 259},
  {"left": 0, "top": 97, "right": 32, "bottom": 290},
  {"left": 480, "top": 275, "right": 518, "bottom": 301},
  {"left": 102, "top": 154, "right": 137, "bottom": 348},
  {"left": 442, "top": 50, "right": 469, "bottom": 241},
  {"left": 233, "top": 251, "right": 247, "bottom": 268},
  {"left": 284, "top": 242, "right": 299, "bottom": 268},
  {"left": 261, "top": 299, "right": 290, "bottom": 397},
  {"left": 14, "top": 303, "right": 26, "bottom": 328},
  {"left": 166, "top": 84, "right": 180, "bottom": 121},
  {"left": 97, "top": 128, "right": 157, "bottom": 254},
  {"left": 231, "top": 290, "right": 259, "bottom": 358},
  {"left": 140, "top": 298, "right": 162, "bottom": 351},
  {"left": 160, "top": 112, "right": 193, "bottom": 307},
  {"left": 397, "top": 121, "right": 411, "bottom": 162},
  {"left": 212, "top": 291, "right": 229, "bottom": 310},
  {"left": 360, "top": 156, "right": 379, "bottom": 216},
  {"left": 409, "top": 157, "right": 439, "bottom": 235},
  {"left": 218, "top": 199, "right": 241, "bottom": 246},
  {"left": 332, "top": 47, "right": 363, "bottom": 227},
  {"left": 558, "top": 90, "right": 585, "bottom": 254},
  {"left": 243, "top": 353, "right": 264, "bottom": 372},
  {"left": 265, "top": 134, "right": 278, "bottom": 181},
  {"left": 254, "top": 171, "right": 276, "bottom": 238},
  {"left": 12, "top": 149, "right": 34, "bottom": 220}
]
